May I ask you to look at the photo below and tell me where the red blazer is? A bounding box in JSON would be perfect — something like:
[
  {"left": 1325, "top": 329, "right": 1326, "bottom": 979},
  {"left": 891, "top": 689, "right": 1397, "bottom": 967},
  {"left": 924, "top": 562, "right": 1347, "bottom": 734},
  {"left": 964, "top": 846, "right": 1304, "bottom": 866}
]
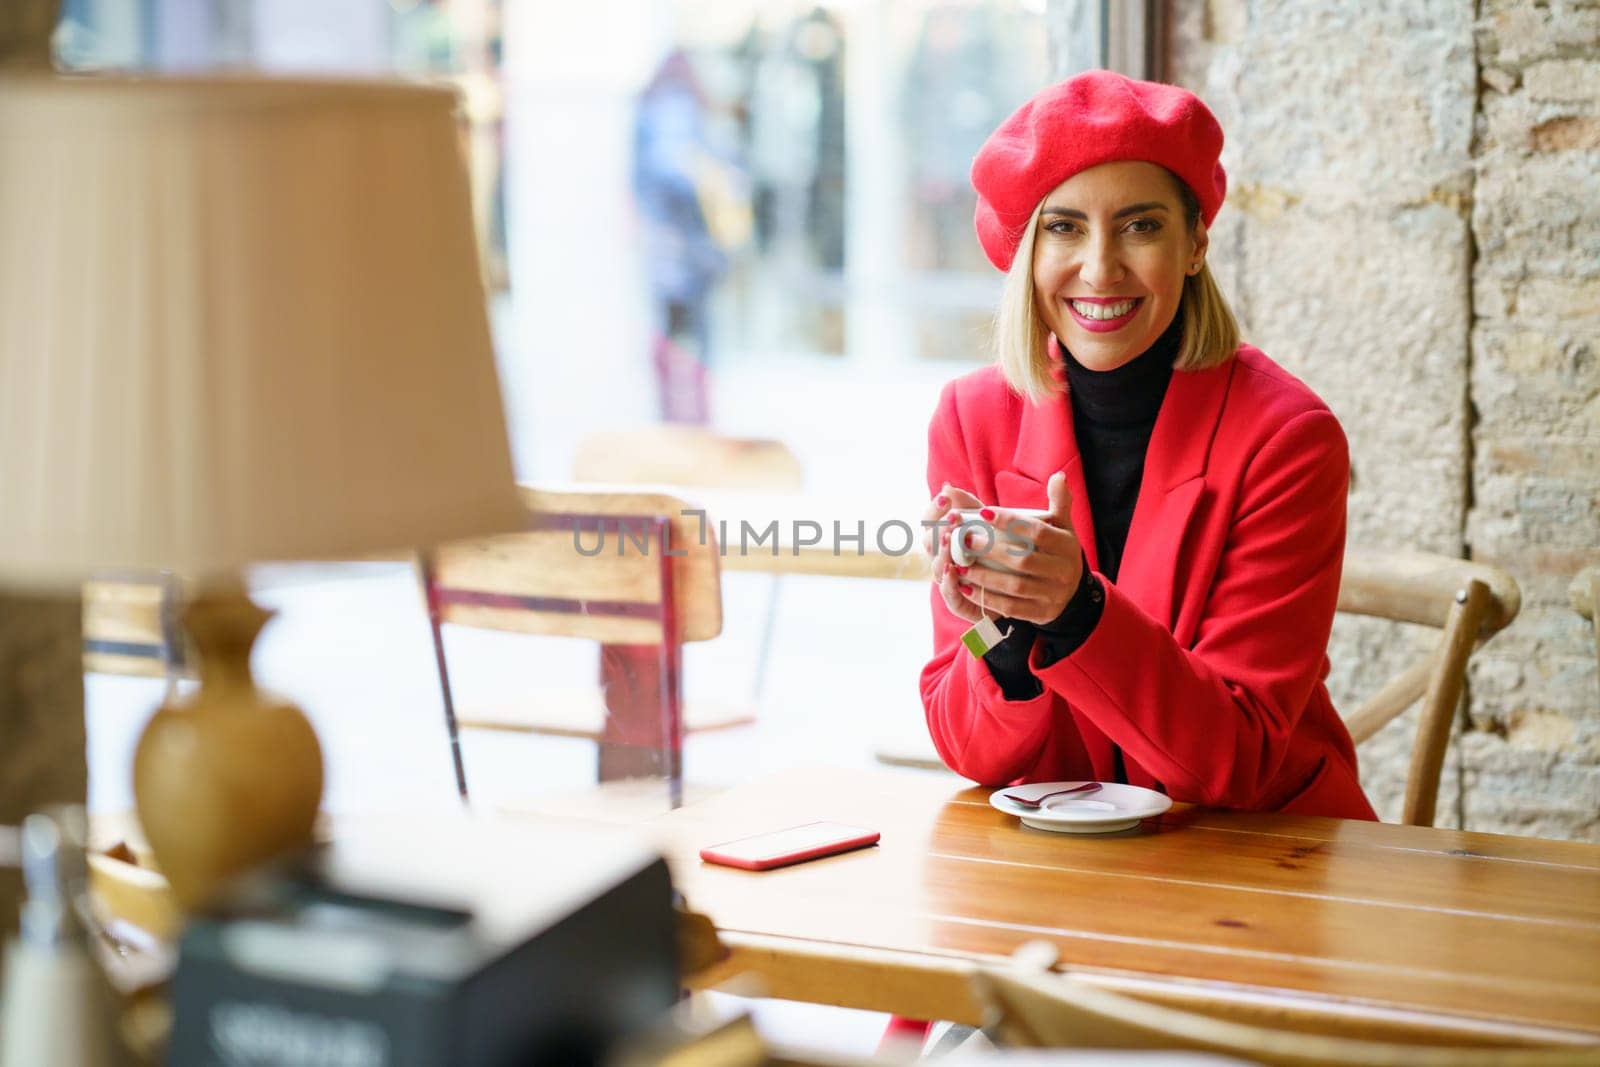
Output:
[{"left": 921, "top": 343, "right": 1377, "bottom": 820}]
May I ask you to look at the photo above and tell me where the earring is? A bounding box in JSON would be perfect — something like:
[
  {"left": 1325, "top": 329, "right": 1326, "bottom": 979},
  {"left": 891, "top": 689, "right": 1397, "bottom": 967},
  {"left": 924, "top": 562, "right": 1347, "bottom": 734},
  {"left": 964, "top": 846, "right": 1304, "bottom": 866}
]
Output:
[{"left": 1188, "top": 261, "right": 1202, "bottom": 275}]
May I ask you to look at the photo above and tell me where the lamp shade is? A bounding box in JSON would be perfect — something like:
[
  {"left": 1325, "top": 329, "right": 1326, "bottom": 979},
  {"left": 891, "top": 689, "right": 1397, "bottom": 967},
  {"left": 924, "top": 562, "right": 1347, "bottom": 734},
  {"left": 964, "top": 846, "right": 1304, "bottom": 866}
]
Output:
[{"left": 0, "top": 75, "right": 525, "bottom": 588}]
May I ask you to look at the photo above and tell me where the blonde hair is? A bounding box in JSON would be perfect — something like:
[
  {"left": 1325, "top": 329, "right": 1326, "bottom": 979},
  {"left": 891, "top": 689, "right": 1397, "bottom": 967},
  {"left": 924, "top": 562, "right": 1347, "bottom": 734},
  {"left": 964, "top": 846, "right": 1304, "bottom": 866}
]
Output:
[{"left": 993, "top": 181, "right": 1240, "bottom": 402}]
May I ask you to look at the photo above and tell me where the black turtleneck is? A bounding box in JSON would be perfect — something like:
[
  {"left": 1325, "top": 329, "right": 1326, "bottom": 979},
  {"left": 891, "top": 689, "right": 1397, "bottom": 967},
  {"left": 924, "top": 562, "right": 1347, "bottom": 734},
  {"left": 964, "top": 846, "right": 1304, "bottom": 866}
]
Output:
[
  {"left": 981, "top": 312, "right": 1182, "bottom": 702},
  {"left": 1060, "top": 310, "right": 1181, "bottom": 582}
]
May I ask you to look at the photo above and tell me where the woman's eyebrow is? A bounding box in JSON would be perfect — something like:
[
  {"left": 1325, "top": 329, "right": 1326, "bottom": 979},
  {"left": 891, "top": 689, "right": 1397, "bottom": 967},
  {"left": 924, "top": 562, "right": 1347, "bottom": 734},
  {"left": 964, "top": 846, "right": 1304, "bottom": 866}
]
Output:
[{"left": 1040, "top": 201, "right": 1171, "bottom": 220}]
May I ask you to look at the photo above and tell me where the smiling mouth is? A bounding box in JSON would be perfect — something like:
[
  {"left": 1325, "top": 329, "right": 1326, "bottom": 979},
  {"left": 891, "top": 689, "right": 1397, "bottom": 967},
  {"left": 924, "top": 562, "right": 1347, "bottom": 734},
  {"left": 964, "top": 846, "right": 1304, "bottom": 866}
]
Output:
[{"left": 1069, "top": 298, "right": 1141, "bottom": 320}]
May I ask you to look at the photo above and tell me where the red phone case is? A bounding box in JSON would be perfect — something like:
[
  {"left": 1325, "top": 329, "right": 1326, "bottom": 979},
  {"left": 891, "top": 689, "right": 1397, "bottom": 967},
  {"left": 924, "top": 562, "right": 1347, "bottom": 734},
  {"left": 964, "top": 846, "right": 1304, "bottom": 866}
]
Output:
[{"left": 699, "top": 822, "right": 881, "bottom": 871}]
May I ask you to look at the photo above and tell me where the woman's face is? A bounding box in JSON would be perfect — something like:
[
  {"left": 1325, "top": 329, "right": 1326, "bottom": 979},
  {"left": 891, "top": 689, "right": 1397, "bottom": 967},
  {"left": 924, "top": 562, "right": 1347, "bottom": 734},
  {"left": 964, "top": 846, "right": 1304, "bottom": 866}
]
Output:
[{"left": 1031, "top": 160, "right": 1206, "bottom": 372}]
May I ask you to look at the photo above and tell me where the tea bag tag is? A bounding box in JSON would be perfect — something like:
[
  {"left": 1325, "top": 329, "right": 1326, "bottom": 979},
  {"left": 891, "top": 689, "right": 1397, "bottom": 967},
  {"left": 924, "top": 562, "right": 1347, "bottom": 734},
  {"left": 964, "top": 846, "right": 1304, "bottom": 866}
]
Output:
[
  {"left": 961, "top": 614, "right": 1011, "bottom": 658},
  {"left": 954, "top": 569, "right": 1010, "bottom": 657}
]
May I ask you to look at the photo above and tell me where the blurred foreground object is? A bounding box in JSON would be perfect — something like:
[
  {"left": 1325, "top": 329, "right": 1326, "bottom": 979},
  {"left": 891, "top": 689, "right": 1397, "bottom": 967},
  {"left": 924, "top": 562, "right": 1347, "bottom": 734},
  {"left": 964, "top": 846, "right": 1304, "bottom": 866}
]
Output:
[
  {"left": 0, "top": 73, "right": 522, "bottom": 910},
  {"left": 0, "top": 809, "right": 119, "bottom": 1067},
  {"left": 165, "top": 817, "right": 677, "bottom": 1067}
]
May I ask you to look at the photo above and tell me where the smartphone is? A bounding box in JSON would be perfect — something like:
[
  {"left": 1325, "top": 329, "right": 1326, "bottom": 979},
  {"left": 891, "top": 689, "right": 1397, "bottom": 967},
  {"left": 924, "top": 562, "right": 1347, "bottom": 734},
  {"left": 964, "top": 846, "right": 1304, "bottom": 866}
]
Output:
[{"left": 699, "top": 821, "right": 880, "bottom": 871}]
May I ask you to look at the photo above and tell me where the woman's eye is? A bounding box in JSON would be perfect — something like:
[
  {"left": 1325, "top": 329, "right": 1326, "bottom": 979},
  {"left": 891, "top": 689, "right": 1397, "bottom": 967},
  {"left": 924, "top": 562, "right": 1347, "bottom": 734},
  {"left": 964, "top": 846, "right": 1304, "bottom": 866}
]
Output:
[
  {"left": 1126, "top": 218, "right": 1161, "bottom": 234},
  {"left": 1047, "top": 221, "right": 1079, "bottom": 235}
]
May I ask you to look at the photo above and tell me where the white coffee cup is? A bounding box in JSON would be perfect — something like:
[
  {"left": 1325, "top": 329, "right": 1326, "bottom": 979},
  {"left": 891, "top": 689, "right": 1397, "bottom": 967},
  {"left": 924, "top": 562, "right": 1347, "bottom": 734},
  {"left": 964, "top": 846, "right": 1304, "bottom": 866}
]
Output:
[{"left": 949, "top": 507, "right": 1052, "bottom": 571}]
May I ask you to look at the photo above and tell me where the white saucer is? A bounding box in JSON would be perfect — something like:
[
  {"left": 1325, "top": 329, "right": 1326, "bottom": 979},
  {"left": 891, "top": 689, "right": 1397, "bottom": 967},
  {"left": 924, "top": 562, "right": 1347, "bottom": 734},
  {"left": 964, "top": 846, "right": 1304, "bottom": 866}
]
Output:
[{"left": 989, "top": 781, "right": 1172, "bottom": 834}]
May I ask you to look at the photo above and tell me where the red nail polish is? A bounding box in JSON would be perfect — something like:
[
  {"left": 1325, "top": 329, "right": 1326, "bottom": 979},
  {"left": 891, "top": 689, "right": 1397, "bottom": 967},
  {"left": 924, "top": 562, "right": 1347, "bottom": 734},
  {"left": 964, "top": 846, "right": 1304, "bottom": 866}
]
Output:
[
  {"left": 979, "top": 507, "right": 995, "bottom": 521},
  {"left": 935, "top": 494, "right": 948, "bottom": 508},
  {"left": 955, "top": 565, "right": 968, "bottom": 575},
  {"left": 958, "top": 582, "right": 973, "bottom": 595}
]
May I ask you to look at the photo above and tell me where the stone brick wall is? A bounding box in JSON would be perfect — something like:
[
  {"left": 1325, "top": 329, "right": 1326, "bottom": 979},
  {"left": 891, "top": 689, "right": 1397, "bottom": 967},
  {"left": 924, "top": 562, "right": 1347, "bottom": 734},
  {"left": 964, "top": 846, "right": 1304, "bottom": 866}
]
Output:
[
  {"left": 1465, "top": 0, "right": 1600, "bottom": 838},
  {"left": 1159, "top": 0, "right": 1599, "bottom": 838}
]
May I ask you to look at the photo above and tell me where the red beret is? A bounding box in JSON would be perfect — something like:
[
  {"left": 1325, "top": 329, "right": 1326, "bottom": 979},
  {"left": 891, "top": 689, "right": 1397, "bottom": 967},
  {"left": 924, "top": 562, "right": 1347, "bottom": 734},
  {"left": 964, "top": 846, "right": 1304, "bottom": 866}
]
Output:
[{"left": 971, "top": 71, "right": 1226, "bottom": 271}]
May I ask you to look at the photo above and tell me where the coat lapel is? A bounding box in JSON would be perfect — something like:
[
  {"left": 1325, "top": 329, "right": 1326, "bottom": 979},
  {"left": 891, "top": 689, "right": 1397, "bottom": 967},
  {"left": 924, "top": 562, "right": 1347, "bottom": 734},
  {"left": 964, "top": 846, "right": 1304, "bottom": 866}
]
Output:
[
  {"left": 999, "top": 340, "right": 1237, "bottom": 632},
  {"left": 1114, "top": 357, "right": 1236, "bottom": 631},
  {"left": 998, "top": 339, "right": 1099, "bottom": 573}
]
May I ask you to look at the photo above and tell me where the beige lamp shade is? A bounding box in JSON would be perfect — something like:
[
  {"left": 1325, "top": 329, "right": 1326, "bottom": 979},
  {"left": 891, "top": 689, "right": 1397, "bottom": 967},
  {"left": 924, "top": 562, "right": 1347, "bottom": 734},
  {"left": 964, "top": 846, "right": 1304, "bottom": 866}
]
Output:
[{"left": 0, "top": 75, "right": 525, "bottom": 588}]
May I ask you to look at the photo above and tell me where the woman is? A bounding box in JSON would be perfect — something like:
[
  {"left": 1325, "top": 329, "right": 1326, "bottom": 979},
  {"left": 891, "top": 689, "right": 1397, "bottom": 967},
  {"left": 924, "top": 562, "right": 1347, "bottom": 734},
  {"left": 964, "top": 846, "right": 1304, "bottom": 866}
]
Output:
[{"left": 919, "top": 70, "right": 1376, "bottom": 822}]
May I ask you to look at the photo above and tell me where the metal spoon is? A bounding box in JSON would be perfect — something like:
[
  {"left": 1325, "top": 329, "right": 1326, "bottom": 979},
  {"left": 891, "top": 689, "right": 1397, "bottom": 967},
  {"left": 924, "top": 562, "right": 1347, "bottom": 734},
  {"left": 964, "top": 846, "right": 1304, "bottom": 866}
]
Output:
[{"left": 1002, "top": 782, "right": 1103, "bottom": 808}]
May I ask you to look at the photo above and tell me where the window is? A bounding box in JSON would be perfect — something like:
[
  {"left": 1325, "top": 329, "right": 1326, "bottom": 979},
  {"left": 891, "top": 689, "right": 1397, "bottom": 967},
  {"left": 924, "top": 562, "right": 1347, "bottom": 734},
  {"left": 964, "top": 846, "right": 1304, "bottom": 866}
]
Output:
[{"left": 668, "top": 0, "right": 1052, "bottom": 365}]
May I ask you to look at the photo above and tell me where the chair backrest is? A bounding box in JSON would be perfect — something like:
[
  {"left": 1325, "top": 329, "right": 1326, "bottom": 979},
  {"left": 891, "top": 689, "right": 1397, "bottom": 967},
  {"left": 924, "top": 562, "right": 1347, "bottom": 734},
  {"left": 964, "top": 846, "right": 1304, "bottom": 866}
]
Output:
[
  {"left": 82, "top": 573, "right": 189, "bottom": 679},
  {"left": 572, "top": 426, "right": 803, "bottom": 492},
  {"left": 974, "top": 965, "right": 1599, "bottom": 1067},
  {"left": 425, "top": 486, "right": 722, "bottom": 646},
  {"left": 1335, "top": 548, "right": 1521, "bottom": 827}
]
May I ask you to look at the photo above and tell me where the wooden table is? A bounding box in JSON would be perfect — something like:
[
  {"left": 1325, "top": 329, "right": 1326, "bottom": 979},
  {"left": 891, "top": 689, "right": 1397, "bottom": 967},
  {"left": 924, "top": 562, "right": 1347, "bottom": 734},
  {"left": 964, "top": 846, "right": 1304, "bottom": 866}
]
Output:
[{"left": 632, "top": 767, "right": 1600, "bottom": 1048}]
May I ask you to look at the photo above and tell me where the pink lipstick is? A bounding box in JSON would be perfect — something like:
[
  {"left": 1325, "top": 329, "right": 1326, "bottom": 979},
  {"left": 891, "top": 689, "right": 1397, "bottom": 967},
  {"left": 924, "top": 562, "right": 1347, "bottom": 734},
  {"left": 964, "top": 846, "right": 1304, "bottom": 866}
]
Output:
[{"left": 1065, "top": 296, "right": 1142, "bottom": 333}]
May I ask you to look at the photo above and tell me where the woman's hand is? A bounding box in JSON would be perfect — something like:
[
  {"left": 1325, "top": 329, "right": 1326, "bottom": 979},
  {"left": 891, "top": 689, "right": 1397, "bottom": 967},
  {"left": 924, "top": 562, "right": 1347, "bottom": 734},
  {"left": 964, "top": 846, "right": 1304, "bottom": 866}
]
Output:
[
  {"left": 952, "top": 472, "right": 1085, "bottom": 626},
  {"left": 922, "top": 482, "right": 985, "bottom": 624}
]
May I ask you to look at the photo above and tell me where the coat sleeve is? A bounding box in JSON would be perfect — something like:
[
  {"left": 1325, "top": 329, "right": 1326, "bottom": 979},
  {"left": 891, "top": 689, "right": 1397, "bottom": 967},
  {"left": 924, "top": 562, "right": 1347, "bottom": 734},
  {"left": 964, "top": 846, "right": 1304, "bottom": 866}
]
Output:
[
  {"left": 919, "top": 382, "right": 1073, "bottom": 785},
  {"left": 1031, "top": 408, "right": 1349, "bottom": 807}
]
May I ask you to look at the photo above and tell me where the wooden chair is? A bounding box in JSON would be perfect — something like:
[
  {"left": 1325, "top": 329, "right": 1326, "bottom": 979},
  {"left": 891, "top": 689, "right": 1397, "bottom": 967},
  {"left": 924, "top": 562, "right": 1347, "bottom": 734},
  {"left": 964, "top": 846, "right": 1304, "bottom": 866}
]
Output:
[
  {"left": 81, "top": 572, "right": 189, "bottom": 684},
  {"left": 574, "top": 425, "right": 803, "bottom": 701},
  {"left": 421, "top": 487, "right": 736, "bottom": 807},
  {"left": 874, "top": 547, "right": 1521, "bottom": 828},
  {"left": 572, "top": 425, "right": 804, "bottom": 492},
  {"left": 972, "top": 958, "right": 1599, "bottom": 1066},
  {"left": 1336, "top": 549, "right": 1519, "bottom": 826}
]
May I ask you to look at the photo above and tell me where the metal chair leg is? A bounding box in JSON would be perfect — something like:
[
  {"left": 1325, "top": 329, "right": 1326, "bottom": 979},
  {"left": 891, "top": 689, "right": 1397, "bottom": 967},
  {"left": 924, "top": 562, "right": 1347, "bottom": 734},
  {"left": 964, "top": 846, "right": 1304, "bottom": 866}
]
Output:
[
  {"left": 418, "top": 554, "right": 470, "bottom": 804},
  {"left": 657, "top": 517, "right": 684, "bottom": 809}
]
